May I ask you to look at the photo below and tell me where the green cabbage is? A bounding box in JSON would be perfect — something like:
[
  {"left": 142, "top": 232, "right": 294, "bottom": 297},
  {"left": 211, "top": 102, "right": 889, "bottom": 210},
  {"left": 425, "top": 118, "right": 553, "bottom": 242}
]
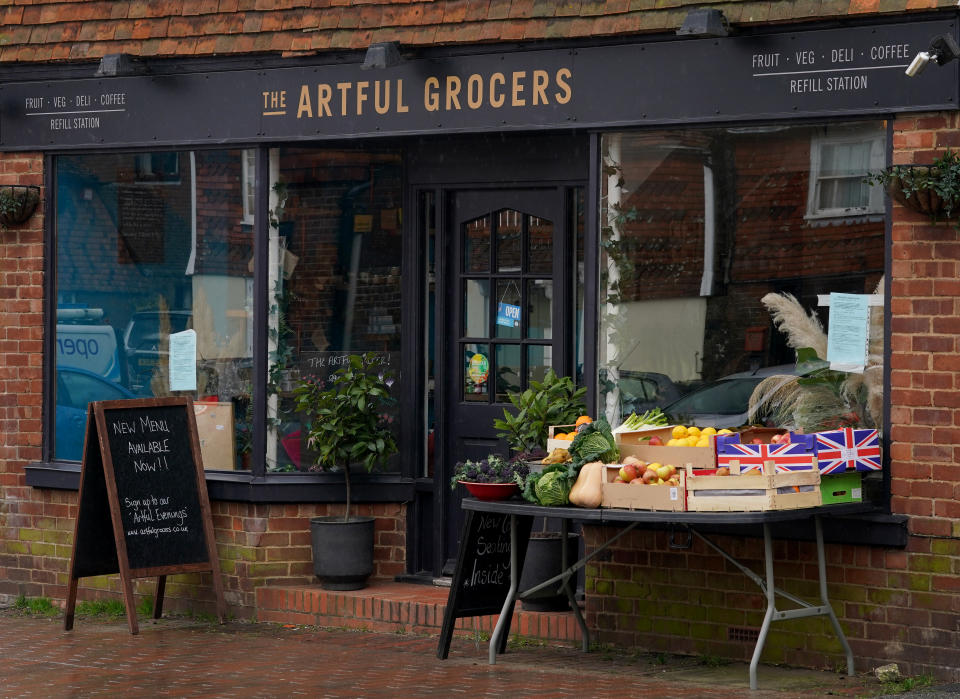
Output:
[
  {"left": 568, "top": 418, "right": 619, "bottom": 464},
  {"left": 534, "top": 470, "right": 571, "bottom": 506}
]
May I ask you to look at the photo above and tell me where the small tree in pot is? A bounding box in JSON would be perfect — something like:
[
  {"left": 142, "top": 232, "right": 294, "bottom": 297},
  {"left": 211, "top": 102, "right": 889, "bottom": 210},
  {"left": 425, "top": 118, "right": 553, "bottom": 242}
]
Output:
[{"left": 294, "top": 353, "right": 397, "bottom": 589}]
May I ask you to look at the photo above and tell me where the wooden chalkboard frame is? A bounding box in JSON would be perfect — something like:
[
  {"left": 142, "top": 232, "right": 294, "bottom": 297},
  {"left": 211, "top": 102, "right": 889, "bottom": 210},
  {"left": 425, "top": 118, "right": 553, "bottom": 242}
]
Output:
[
  {"left": 64, "top": 396, "right": 225, "bottom": 635},
  {"left": 437, "top": 509, "right": 533, "bottom": 659}
]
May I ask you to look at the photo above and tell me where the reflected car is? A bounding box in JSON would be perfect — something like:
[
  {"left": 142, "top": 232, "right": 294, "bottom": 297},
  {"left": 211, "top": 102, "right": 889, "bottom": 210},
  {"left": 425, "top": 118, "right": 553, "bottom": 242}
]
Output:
[
  {"left": 56, "top": 366, "right": 138, "bottom": 461},
  {"left": 123, "top": 310, "right": 193, "bottom": 395},
  {"left": 662, "top": 364, "right": 798, "bottom": 429},
  {"left": 617, "top": 370, "right": 683, "bottom": 419}
]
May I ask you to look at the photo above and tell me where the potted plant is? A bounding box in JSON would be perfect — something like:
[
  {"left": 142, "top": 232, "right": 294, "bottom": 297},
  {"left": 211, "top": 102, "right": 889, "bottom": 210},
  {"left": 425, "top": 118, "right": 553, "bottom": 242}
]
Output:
[
  {"left": 493, "top": 369, "right": 587, "bottom": 462},
  {"left": 293, "top": 353, "right": 397, "bottom": 590},
  {"left": 866, "top": 149, "right": 960, "bottom": 222},
  {"left": 450, "top": 454, "right": 529, "bottom": 501}
]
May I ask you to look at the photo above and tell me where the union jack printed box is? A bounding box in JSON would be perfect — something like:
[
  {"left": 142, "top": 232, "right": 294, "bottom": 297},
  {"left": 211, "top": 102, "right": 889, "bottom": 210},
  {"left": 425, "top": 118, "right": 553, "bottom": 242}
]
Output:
[
  {"left": 715, "top": 433, "right": 816, "bottom": 474},
  {"left": 814, "top": 428, "right": 881, "bottom": 474}
]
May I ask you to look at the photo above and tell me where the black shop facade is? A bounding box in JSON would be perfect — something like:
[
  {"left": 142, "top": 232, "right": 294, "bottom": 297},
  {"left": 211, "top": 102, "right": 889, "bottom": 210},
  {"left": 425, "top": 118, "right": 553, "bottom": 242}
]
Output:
[{"left": 7, "top": 16, "right": 953, "bottom": 579}]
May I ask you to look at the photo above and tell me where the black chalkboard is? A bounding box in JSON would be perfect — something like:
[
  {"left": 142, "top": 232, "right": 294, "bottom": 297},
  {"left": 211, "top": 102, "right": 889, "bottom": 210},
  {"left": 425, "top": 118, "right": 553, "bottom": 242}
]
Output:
[
  {"left": 437, "top": 509, "right": 533, "bottom": 659},
  {"left": 65, "top": 397, "right": 225, "bottom": 635}
]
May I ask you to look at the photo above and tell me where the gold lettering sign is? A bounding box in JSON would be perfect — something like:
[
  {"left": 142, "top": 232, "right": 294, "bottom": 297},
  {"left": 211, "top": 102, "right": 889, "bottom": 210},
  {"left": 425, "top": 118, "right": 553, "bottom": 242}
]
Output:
[{"left": 265, "top": 67, "right": 572, "bottom": 120}]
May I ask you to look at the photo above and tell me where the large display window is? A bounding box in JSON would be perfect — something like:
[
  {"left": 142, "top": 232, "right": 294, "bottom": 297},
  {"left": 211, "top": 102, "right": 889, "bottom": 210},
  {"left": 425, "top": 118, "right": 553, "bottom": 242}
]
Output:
[{"left": 598, "top": 123, "right": 886, "bottom": 443}]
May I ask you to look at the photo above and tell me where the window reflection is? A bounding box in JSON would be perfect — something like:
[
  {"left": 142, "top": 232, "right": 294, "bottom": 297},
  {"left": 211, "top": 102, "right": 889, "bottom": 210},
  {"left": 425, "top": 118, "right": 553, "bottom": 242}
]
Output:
[
  {"left": 270, "top": 148, "right": 403, "bottom": 473},
  {"left": 599, "top": 124, "right": 886, "bottom": 434},
  {"left": 55, "top": 151, "right": 255, "bottom": 469}
]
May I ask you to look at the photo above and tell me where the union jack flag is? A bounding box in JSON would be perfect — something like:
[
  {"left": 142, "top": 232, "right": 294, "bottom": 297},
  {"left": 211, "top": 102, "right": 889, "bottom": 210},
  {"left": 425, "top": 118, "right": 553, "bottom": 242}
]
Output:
[
  {"left": 815, "top": 428, "right": 881, "bottom": 474},
  {"left": 716, "top": 434, "right": 817, "bottom": 474}
]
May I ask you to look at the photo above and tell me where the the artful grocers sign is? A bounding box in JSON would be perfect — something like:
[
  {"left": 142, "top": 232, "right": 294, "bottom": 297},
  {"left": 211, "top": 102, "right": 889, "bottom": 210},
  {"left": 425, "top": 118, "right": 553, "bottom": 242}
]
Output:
[
  {"left": 64, "top": 396, "right": 225, "bottom": 635},
  {"left": 1, "top": 19, "right": 955, "bottom": 150}
]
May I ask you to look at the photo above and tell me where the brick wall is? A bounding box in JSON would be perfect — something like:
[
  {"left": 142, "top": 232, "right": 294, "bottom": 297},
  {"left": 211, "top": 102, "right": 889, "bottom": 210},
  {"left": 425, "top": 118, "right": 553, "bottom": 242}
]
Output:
[
  {"left": 0, "top": 490, "right": 406, "bottom": 617},
  {"left": 584, "top": 112, "right": 960, "bottom": 682}
]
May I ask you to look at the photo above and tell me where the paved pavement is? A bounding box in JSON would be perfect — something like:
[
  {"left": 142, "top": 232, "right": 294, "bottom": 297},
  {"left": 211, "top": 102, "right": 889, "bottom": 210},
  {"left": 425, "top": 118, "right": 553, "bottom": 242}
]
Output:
[{"left": 0, "top": 606, "right": 941, "bottom": 698}]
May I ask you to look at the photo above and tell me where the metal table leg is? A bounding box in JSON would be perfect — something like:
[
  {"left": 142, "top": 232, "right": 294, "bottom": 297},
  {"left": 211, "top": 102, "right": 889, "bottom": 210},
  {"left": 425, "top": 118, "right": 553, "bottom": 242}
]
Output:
[
  {"left": 488, "top": 513, "right": 518, "bottom": 665},
  {"left": 749, "top": 523, "right": 776, "bottom": 690},
  {"left": 816, "top": 515, "right": 854, "bottom": 677}
]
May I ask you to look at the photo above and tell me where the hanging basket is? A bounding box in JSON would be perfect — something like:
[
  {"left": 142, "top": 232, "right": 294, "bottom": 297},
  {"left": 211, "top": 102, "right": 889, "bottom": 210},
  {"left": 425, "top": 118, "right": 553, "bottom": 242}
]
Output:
[
  {"left": 882, "top": 165, "right": 957, "bottom": 220},
  {"left": 0, "top": 185, "right": 40, "bottom": 227}
]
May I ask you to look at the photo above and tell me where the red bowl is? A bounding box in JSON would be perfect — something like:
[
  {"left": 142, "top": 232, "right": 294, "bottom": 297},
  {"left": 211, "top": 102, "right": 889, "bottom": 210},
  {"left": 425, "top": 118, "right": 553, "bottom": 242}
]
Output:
[{"left": 460, "top": 481, "right": 519, "bottom": 501}]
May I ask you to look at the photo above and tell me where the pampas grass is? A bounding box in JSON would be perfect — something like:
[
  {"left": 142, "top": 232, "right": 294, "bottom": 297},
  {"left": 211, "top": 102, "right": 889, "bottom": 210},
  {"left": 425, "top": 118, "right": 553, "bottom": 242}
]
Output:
[
  {"left": 751, "top": 283, "right": 884, "bottom": 433},
  {"left": 760, "top": 292, "right": 828, "bottom": 360}
]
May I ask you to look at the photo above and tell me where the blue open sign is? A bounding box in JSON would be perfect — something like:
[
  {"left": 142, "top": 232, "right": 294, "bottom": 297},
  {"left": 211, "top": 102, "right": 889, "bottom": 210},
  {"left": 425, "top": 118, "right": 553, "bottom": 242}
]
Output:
[{"left": 496, "top": 302, "right": 520, "bottom": 328}]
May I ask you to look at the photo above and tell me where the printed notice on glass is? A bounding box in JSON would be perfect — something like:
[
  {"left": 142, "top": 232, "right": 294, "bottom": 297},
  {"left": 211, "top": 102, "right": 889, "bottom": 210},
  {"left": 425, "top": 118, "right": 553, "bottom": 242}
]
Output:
[
  {"left": 826, "top": 293, "right": 869, "bottom": 373},
  {"left": 169, "top": 329, "right": 197, "bottom": 391}
]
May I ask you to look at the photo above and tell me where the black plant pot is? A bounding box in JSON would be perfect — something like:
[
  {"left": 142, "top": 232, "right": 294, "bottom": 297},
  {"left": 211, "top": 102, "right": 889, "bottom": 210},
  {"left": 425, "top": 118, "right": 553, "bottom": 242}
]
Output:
[
  {"left": 519, "top": 532, "right": 579, "bottom": 612},
  {"left": 0, "top": 185, "right": 40, "bottom": 227},
  {"left": 310, "top": 516, "right": 375, "bottom": 590}
]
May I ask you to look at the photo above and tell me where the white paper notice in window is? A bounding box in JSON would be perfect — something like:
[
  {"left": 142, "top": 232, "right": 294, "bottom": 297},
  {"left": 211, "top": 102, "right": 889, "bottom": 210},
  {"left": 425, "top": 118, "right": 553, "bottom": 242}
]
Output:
[
  {"left": 826, "top": 293, "right": 869, "bottom": 373},
  {"left": 169, "top": 329, "right": 198, "bottom": 391}
]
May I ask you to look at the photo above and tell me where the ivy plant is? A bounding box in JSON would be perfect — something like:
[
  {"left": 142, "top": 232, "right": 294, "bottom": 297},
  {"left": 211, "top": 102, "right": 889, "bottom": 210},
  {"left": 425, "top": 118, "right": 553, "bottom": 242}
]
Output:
[{"left": 866, "top": 149, "right": 960, "bottom": 222}]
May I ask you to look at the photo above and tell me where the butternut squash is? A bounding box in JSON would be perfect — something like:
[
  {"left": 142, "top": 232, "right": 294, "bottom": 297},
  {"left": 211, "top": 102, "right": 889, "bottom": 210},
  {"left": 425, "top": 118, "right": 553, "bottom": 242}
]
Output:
[{"left": 568, "top": 461, "right": 605, "bottom": 509}]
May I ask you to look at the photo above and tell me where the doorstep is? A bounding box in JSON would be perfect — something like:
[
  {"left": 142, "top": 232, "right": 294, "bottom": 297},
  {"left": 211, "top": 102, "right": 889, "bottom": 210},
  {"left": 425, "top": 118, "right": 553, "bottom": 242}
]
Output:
[{"left": 255, "top": 580, "right": 583, "bottom": 645}]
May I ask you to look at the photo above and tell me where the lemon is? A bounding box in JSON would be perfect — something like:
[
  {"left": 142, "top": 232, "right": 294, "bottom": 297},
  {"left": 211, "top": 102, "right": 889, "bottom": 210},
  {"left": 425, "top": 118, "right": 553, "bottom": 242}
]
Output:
[
  {"left": 696, "top": 438, "right": 710, "bottom": 448},
  {"left": 667, "top": 438, "right": 680, "bottom": 446},
  {"left": 687, "top": 426, "right": 701, "bottom": 437},
  {"left": 672, "top": 425, "right": 688, "bottom": 439},
  {"left": 685, "top": 436, "right": 699, "bottom": 447},
  {"left": 718, "top": 428, "right": 734, "bottom": 435},
  {"left": 701, "top": 427, "right": 717, "bottom": 436}
]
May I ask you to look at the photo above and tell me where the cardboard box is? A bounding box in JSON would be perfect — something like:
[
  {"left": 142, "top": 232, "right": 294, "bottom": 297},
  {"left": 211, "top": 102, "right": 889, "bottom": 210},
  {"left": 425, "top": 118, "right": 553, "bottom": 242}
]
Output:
[
  {"left": 820, "top": 471, "right": 863, "bottom": 504},
  {"left": 601, "top": 465, "right": 686, "bottom": 511},
  {"left": 616, "top": 430, "right": 717, "bottom": 471},
  {"left": 685, "top": 462, "right": 821, "bottom": 512},
  {"left": 814, "top": 428, "right": 882, "bottom": 473},
  {"left": 193, "top": 401, "right": 236, "bottom": 471},
  {"left": 716, "top": 431, "right": 816, "bottom": 474},
  {"left": 546, "top": 424, "right": 577, "bottom": 453}
]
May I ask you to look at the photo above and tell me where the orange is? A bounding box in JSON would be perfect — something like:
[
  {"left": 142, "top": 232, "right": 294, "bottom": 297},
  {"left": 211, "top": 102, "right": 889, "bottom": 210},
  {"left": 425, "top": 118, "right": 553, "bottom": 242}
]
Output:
[{"left": 575, "top": 415, "right": 593, "bottom": 427}]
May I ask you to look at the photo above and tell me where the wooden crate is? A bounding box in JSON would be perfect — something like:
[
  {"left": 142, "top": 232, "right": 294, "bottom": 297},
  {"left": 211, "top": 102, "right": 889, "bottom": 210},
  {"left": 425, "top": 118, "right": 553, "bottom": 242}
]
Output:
[
  {"left": 546, "top": 424, "right": 577, "bottom": 453},
  {"left": 685, "top": 461, "right": 821, "bottom": 512},
  {"left": 601, "top": 465, "right": 686, "bottom": 511}
]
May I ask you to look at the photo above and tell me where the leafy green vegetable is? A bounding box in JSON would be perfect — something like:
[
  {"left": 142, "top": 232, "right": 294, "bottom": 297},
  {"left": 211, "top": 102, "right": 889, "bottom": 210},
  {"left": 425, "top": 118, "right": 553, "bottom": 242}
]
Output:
[
  {"left": 493, "top": 370, "right": 587, "bottom": 453},
  {"left": 534, "top": 470, "right": 571, "bottom": 506},
  {"left": 568, "top": 417, "right": 619, "bottom": 464}
]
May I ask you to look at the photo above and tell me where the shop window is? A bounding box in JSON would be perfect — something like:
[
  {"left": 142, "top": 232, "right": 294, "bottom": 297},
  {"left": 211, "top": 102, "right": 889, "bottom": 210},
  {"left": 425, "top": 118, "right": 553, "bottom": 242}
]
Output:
[
  {"left": 806, "top": 125, "right": 885, "bottom": 220},
  {"left": 54, "top": 151, "right": 255, "bottom": 469},
  {"left": 599, "top": 124, "right": 886, "bottom": 493},
  {"left": 267, "top": 147, "right": 403, "bottom": 474}
]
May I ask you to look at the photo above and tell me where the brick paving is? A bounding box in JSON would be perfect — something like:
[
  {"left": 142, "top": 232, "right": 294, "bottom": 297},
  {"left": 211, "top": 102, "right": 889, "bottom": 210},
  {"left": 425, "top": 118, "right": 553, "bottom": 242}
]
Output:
[{"left": 0, "top": 607, "right": 891, "bottom": 698}]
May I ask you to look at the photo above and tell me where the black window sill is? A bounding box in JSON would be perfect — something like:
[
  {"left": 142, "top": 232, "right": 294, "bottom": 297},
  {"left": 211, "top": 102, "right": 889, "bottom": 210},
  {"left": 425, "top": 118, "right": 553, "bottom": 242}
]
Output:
[{"left": 25, "top": 461, "right": 416, "bottom": 504}]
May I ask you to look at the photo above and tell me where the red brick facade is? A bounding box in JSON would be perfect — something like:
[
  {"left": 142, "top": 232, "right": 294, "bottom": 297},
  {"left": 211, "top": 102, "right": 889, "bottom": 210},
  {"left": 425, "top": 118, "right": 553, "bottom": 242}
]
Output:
[{"left": 1, "top": 0, "right": 959, "bottom": 683}]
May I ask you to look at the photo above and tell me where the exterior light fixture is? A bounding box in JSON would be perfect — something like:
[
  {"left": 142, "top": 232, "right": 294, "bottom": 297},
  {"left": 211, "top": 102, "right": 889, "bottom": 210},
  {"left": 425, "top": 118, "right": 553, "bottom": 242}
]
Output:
[
  {"left": 905, "top": 33, "right": 960, "bottom": 77},
  {"left": 676, "top": 9, "right": 730, "bottom": 38},
  {"left": 360, "top": 42, "right": 402, "bottom": 70},
  {"left": 94, "top": 53, "right": 142, "bottom": 77}
]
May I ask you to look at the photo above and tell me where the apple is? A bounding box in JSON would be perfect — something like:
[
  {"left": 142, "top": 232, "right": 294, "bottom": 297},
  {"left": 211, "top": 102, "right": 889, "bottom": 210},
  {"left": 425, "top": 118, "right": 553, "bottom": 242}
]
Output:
[
  {"left": 655, "top": 464, "right": 672, "bottom": 480},
  {"left": 716, "top": 467, "right": 730, "bottom": 476},
  {"left": 630, "top": 477, "right": 645, "bottom": 485},
  {"left": 641, "top": 469, "right": 658, "bottom": 484},
  {"left": 619, "top": 463, "right": 639, "bottom": 482},
  {"left": 751, "top": 438, "right": 764, "bottom": 444},
  {"left": 648, "top": 435, "right": 663, "bottom": 446}
]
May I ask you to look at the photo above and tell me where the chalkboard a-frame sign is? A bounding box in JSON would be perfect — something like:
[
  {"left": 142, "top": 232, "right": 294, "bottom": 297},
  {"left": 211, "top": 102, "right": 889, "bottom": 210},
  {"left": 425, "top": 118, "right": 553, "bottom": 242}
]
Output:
[
  {"left": 64, "top": 397, "right": 226, "bottom": 635},
  {"left": 436, "top": 509, "right": 533, "bottom": 659}
]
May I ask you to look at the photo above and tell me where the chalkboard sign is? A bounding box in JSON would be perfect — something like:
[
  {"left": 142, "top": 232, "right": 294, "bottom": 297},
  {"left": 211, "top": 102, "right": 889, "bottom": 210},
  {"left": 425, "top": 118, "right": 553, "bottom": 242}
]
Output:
[
  {"left": 65, "top": 397, "right": 225, "bottom": 635},
  {"left": 437, "top": 510, "right": 533, "bottom": 659},
  {"left": 117, "top": 187, "right": 165, "bottom": 264}
]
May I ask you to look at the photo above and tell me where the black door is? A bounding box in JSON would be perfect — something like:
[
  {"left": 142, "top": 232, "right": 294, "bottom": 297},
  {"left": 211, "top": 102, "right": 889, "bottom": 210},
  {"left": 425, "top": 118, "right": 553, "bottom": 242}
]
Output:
[{"left": 442, "top": 187, "right": 570, "bottom": 567}]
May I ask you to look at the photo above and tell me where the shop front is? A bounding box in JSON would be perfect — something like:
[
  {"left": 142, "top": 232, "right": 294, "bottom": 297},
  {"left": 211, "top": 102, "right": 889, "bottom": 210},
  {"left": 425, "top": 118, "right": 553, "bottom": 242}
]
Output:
[{"left": 1, "top": 7, "right": 959, "bottom": 680}]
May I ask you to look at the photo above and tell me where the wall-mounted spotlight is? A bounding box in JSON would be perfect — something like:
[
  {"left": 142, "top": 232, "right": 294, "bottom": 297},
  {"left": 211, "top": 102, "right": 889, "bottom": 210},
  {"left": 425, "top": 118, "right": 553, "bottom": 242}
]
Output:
[
  {"left": 676, "top": 9, "right": 730, "bottom": 38},
  {"left": 360, "top": 42, "right": 402, "bottom": 70},
  {"left": 94, "top": 53, "right": 144, "bottom": 77},
  {"left": 905, "top": 33, "right": 960, "bottom": 77}
]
